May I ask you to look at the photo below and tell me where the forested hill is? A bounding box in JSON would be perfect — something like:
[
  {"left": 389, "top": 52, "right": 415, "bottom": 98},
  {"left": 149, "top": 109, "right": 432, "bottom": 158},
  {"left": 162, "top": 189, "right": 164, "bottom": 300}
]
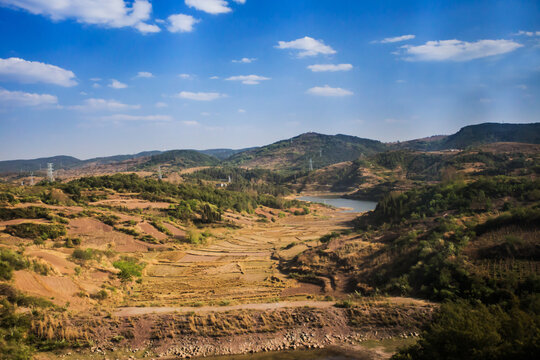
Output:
[
  {"left": 224, "top": 132, "right": 386, "bottom": 171},
  {"left": 439, "top": 122, "right": 540, "bottom": 149},
  {"left": 1, "top": 122, "right": 539, "bottom": 174},
  {"left": 395, "top": 122, "right": 540, "bottom": 151}
]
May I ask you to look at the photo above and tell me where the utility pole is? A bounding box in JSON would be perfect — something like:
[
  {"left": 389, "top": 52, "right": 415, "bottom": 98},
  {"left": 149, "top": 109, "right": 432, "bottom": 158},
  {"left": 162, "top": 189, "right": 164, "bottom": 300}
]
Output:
[
  {"left": 158, "top": 165, "right": 162, "bottom": 180},
  {"left": 47, "top": 163, "right": 54, "bottom": 182}
]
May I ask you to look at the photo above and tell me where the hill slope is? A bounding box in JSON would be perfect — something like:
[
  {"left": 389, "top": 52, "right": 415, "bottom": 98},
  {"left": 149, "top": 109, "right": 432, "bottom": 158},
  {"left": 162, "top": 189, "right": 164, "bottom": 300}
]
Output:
[
  {"left": 139, "top": 149, "right": 220, "bottom": 170},
  {"left": 225, "top": 132, "right": 387, "bottom": 171},
  {"left": 396, "top": 122, "right": 540, "bottom": 151}
]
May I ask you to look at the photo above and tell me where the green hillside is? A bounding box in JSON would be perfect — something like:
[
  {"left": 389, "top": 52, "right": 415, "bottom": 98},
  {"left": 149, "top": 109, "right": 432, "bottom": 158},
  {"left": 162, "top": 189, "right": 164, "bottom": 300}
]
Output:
[
  {"left": 225, "top": 132, "right": 387, "bottom": 171},
  {"left": 139, "top": 150, "right": 220, "bottom": 170}
]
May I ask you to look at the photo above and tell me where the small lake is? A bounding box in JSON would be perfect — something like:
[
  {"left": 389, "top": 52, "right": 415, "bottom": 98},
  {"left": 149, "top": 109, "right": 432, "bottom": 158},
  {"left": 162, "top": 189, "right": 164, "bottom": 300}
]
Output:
[
  {"left": 298, "top": 195, "right": 377, "bottom": 213},
  {"left": 200, "top": 348, "right": 371, "bottom": 360}
]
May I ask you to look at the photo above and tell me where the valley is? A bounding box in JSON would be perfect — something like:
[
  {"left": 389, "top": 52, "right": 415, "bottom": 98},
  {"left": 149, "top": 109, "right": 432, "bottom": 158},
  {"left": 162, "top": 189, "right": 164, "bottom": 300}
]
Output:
[{"left": 0, "top": 122, "right": 539, "bottom": 360}]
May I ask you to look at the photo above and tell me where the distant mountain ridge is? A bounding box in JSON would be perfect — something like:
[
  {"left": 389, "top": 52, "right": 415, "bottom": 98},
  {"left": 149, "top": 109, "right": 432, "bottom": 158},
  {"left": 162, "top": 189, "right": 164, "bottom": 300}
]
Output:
[
  {"left": 224, "top": 132, "right": 386, "bottom": 171},
  {"left": 0, "top": 122, "right": 538, "bottom": 174},
  {"left": 395, "top": 123, "right": 540, "bottom": 151}
]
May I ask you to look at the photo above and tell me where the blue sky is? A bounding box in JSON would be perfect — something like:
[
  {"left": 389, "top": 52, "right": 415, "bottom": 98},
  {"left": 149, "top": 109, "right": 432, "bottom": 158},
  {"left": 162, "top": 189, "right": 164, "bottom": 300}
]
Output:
[{"left": 0, "top": 0, "right": 539, "bottom": 160}]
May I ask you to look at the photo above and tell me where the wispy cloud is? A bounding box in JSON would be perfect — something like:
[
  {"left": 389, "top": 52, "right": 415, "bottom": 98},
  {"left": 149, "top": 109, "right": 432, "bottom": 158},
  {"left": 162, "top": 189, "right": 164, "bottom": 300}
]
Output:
[
  {"left": 178, "top": 73, "right": 194, "bottom": 79},
  {"left": 232, "top": 57, "right": 256, "bottom": 63},
  {"left": 0, "top": 57, "right": 77, "bottom": 87},
  {"left": 183, "top": 120, "right": 199, "bottom": 126},
  {"left": 307, "top": 64, "right": 353, "bottom": 72},
  {"left": 0, "top": 88, "right": 58, "bottom": 107},
  {"left": 374, "top": 34, "right": 415, "bottom": 43},
  {"left": 0, "top": 0, "right": 160, "bottom": 34},
  {"left": 276, "top": 36, "right": 336, "bottom": 57},
  {"left": 306, "top": 85, "right": 353, "bottom": 97},
  {"left": 136, "top": 71, "right": 153, "bottom": 78},
  {"left": 70, "top": 98, "right": 140, "bottom": 111},
  {"left": 155, "top": 102, "right": 168, "bottom": 108},
  {"left": 167, "top": 13, "right": 199, "bottom": 33},
  {"left": 175, "top": 91, "right": 226, "bottom": 101},
  {"left": 238, "top": 108, "right": 246, "bottom": 113},
  {"left": 401, "top": 39, "right": 523, "bottom": 61},
  {"left": 225, "top": 75, "right": 270, "bottom": 85},
  {"left": 515, "top": 30, "right": 540, "bottom": 37},
  {"left": 109, "top": 79, "right": 128, "bottom": 89}
]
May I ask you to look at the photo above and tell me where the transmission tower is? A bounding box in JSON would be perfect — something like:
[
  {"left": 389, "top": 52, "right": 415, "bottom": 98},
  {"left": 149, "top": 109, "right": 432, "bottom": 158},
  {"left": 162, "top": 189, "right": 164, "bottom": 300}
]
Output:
[
  {"left": 319, "top": 149, "right": 322, "bottom": 157},
  {"left": 47, "top": 163, "right": 54, "bottom": 182},
  {"left": 309, "top": 158, "right": 313, "bottom": 171},
  {"left": 157, "top": 165, "right": 162, "bottom": 180}
]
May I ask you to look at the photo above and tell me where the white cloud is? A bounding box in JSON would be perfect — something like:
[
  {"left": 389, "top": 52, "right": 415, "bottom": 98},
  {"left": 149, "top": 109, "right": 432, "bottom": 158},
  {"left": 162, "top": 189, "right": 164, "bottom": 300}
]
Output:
[
  {"left": 307, "top": 64, "right": 353, "bottom": 72},
  {"left": 306, "top": 85, "right": 353, "bottom": 97},
  {"left": 70, "top": 98, "right": 140, "bottom": 111},
  {"left": 396, "top": 79, "right": 406, "bottom": 83},
  {"left": 136, "top": 71, "right": 153, "bottom": 78},
  {"left": 276, "top": 36, "right": 336, "bottom": 57},
  {"left": 516, "top": 84, "right": 528, "bottom": 90},
  {"left": 185, "top": 0, "right": 231, "bottom": 15},
  {"left": 401, "top": 39, "right": 523, "bottom": 61},
  {"left": 92, "top": 83, "right": 101, "bottom": 88},
  {"left": 109, "top": 79, "right": 128, "bottom": 89},
  {"left": 225, "top": 74, "right": 270, "bottom": 85},
  {"left": 135, "top": 22, "right": 160, "bottom": 34},
  {"left": 516, "top": 30, "right": 540, "bottom": 37},
  {"left": 178, "top": 73, "right": 194, "bottom": 79},
  {"left": 238, "top": 108, "right": 246, "bottom": 113},
  {"left": 176, "top": 91, "right": 226, "bottom": 101},
  {"left": 0, "top": 57, "right": 77, "bottom": 87},
  {"left": 155, "top": 101, "right": 168, "bottom": 108},
  {"left": 232, "top": 57, "right": 256, "bottom": 63},
  {"left": 209, "top": 76, "right": 219, "bottom": 79},
  {"left": 0, "top": 0, "right": 160, "bottom": 34},
  {"left": 183, "top": 120, "right": 199, "bottom": 126},
  {"left": 200, "top": 112, "right": 210, "bottom": 116},
  {"left": 375, "top": 34, "right": 415, "bottom": 43},
  {"left": 231, "top": 0, "right": 246, "bottom": 3},
  {"left": 90, "top": 77, "right": 101, "bottom": 82},
  {"left": 0, "top": 88, "right": 58, "bottom": 106},
  {"left": 167, "top": 13, "right": 199, "bottom": 33},
  {"left": 98, "top": 114, "right": 172, "bottom": 122}
]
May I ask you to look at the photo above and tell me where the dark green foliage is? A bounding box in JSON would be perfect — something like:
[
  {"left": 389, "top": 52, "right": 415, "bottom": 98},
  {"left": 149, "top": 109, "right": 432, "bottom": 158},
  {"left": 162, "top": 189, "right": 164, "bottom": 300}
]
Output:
[
  {"left": 319, "top": 232, "right": 340, "bottom": 243},
  {"left": 361, "top": 177, "right": 539, "bottom": 226},
  {"left": 0, "top": 249, "right": 29, "bottom": 280},
  {"left": 225, "top": 132, "right": 386, "bottom": 171},
  {"left": 0, "top": 192, "right": 17, "bottom": 205},
  {"left": 89, "top": 290, "right": 108, "bottom": 300},
  {"left": 186, "top": 167, "right": 293, "bottom": 197},
  {"left": 114, "top": 226, "right": 140, "bottom": 237},
  {"left": 143, "top": 150, "right": 220, "bottom": 169},
  {"left": 149, "top": 220, "right": 172, "bottom": 236},
  {"left": 70, "top": 248, "right": 97, "bottom": 262},
  {"left": 113, "top": 257, "right": 145, "bottom": 281},
  {"left": 4, "top": 223, "right": 66, "bottom": 240},
  {"left": 0, "top": 284, "right": 55, "bottom": 359},
  {"left": 0, "top": 207, "right": 49, "bottom": 220},
  {"left": 64, "top": 174, "right": 297, "bottom": 222},
  {"left": 392, "top": 298, "right": 540, "bottom": 360}
]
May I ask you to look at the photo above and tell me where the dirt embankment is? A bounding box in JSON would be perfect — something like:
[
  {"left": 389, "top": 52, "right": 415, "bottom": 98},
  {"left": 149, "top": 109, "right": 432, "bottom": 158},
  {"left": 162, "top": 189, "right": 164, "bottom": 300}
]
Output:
[{"left": 51, "top": 302, "right": 434, "bottom": 359}]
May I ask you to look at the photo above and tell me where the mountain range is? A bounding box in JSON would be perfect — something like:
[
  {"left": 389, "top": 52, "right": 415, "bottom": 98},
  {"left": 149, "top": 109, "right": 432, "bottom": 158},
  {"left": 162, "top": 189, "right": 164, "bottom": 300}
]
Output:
[{"left": 1, "top": 122, "right": 539, "bottom": 174}]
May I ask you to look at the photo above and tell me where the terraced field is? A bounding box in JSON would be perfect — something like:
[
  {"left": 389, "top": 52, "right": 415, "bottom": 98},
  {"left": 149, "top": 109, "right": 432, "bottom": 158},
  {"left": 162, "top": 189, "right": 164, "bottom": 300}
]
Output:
[{"left": 127, "top": 205, "right": 356, "bottom": 307}]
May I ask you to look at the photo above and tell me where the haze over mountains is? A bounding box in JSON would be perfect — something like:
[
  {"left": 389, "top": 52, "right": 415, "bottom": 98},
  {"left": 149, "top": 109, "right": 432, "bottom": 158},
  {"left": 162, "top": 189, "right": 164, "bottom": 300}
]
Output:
[{"left": 1, "top": 122, "right": 539, "bottom": 174}]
